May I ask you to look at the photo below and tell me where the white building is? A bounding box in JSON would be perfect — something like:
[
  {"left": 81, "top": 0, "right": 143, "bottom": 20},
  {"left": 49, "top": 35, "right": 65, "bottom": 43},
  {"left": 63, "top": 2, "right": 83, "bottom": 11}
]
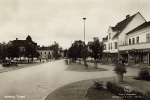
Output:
[
  {"left": 38, "top": 46, "right": 53, "bottom": 59},
  {"left": 119, "top": 21, "right": 150, "bottom": 65},
  {"left": 102, "top": 12, "right": 146, "bottom": 63}
]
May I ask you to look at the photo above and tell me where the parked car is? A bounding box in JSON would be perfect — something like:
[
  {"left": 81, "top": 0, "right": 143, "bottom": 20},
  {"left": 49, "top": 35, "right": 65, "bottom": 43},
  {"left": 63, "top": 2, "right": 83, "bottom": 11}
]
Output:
[{"left": 2, "top": 60, "right": 18, "bottom": 67}]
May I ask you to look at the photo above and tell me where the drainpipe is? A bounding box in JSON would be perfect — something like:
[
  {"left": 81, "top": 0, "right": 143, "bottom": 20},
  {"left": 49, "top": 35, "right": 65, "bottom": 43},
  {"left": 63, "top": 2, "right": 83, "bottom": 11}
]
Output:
[{"left": 117, "top": 35, "right": 120, "bottom": 60}]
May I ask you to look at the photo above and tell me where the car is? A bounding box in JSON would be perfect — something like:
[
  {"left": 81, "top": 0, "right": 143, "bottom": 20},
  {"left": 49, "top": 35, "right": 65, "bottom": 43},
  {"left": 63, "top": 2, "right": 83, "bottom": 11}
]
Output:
[{"left": 2, "top": 60, "right": 18, "bottom": 67}]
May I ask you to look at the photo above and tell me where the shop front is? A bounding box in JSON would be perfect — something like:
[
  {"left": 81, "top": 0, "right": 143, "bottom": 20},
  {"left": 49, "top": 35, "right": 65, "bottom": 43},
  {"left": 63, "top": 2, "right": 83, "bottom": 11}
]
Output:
[
  {"left": 102, "top": 52, "right": 118, "bottom": 63},
  {"left": 120, "top": 49, "right": 150, "bottom": 65}
]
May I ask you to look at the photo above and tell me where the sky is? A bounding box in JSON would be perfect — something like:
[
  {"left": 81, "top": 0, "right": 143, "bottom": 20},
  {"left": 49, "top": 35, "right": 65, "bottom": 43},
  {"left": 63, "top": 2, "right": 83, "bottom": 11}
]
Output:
[{"left": 0, "top": 0, "right": 150, "bottom": 49}]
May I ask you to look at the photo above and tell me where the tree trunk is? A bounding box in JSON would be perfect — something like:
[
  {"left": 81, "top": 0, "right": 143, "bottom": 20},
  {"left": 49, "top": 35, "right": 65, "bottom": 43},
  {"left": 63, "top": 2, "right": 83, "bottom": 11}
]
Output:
[
  {"left": 94, "top": 60, "right": 98, "bottom": 69},
  {"left": 28, "top": 58, "right": 29, "bottom": 63},
  {"left": 79, "top": 58, "right": 81, "bottom": 64}
]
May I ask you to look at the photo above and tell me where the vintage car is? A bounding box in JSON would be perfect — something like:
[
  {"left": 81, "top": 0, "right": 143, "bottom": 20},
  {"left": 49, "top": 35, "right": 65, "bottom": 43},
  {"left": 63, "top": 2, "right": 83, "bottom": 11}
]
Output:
[{"left": 2, "top": 60, "right": 18, "bottom": 67}]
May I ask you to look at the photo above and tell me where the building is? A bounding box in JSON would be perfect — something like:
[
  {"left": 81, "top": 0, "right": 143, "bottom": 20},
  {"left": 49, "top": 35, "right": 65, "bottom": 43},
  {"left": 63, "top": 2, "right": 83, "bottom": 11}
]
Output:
[
  {"left": 102, "top": 12, "right": 146, "bottom": 63},
  {"left": 10, "top": 35, "right": 37, "bottom": 60},
  {"left": 119, "top": 21, "right": 150, "bottom": 65},
  {"left": 38, "top": 46, "right": 53, "bottom": 59}
]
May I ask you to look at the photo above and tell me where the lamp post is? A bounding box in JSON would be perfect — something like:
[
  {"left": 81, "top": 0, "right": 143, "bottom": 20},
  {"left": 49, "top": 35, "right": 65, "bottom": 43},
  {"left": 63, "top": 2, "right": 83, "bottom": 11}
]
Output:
[
  {"left": 83, "top": 18, "right": 86, "bottom": 43},
  {"left": 83, "top": 18, "right": 86, "bottom": 66}
]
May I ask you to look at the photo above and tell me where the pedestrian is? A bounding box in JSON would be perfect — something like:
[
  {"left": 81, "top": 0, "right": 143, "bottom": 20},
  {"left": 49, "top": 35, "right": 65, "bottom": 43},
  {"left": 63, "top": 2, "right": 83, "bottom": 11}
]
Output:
[
  {"left": 40, "top": 58, "right": 41, "bottom": 63},
  {"left": 134, "top": 57, "right": 137, "bottom": 64}
]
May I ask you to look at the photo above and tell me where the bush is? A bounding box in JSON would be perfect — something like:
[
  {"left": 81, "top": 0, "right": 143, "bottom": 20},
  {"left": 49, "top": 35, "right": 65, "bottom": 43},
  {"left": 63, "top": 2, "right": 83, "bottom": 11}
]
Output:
[
  {"left": 106, "top": 81, "right": 148, "bottom": 100},
  {"left": 138, "top": 69, "right": 150, "bottom": 80},
  {"left": 113, "top": 63, "right": 127, "bottom": 74},
  {"left": 93, "top": 80, "right": 104, "bottom": 90}
]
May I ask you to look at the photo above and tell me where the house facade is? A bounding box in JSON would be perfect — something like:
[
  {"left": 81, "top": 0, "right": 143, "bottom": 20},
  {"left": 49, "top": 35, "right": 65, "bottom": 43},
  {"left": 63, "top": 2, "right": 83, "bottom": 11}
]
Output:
[
  {"left": 119, "top": 21, "right": 150, "bottom": 65},
  {"left": 38, "top": 46, "right": 53, "bottom": 59},
  {"left": 10, "top": 35, "right": 37, "bottom": 60},
  {"left": 102, "top": 12, "right": 146, "bottom": 63},
  {"left": 103, "top": 27, "right": 118, "bottom": 63}
]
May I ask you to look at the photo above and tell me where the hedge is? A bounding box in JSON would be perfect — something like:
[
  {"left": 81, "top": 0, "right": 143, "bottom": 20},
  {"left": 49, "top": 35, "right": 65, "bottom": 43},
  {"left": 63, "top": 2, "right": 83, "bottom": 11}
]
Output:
[{"left": 106, "top": 81, "right": 149, "bottom": 100}]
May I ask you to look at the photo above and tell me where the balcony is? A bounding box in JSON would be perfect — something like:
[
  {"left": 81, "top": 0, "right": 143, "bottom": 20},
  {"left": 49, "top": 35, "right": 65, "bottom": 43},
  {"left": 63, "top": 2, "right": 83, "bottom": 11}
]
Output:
[{"left": 119, "top": 42, "right": 150, "bottom": 50}]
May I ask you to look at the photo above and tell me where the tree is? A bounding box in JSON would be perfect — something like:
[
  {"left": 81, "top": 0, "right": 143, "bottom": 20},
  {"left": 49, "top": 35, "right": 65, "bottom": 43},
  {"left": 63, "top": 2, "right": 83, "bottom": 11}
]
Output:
[
  {"left": 50, "top": 42, "right": 60, "bottom": 59},
  {"left": 0, "top": 42, "right": 7, "bottom": 61},
  {"left": 64, "top": 49, "right": 68, "bottom": 57},
  {"left": 25, "top": 42, "right": 37, "bottom": 63},
  {"left": 89, "top": 37, "right": 103, "bottom": 68},
  {"left": 67, "top": 40, "right": 85, "bottom": 63},
  {"left": 7, "top": 42, "right": 20, "bottom": 59}
]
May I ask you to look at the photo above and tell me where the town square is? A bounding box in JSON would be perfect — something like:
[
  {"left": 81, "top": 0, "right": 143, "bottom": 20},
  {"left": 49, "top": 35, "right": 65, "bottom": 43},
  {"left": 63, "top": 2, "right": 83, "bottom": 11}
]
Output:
[{"left": 0, "top": 0, "right": 150, "bottom": 100}]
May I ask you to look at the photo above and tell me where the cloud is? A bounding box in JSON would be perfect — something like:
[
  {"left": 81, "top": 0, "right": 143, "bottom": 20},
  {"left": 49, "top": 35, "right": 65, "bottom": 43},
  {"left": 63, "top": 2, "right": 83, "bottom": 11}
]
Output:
[{"left": 0, "top": 0, "right": 150, "bottom": 49}]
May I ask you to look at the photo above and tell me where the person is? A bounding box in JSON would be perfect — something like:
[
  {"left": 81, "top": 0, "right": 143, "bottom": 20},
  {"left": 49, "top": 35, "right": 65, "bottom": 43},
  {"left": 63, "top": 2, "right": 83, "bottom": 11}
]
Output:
[
  {"left": 134, "top": 57, "right": 137, "bottom": 64},
  {"left": 40, "top": 58, "right": 41, "bottom": 63}
]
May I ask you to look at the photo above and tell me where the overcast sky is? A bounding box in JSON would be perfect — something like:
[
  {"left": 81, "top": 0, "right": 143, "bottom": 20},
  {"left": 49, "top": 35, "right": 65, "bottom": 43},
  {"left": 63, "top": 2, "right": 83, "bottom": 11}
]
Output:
[{"left": 0, "top": 0, "right": 150, "bottom": 49}]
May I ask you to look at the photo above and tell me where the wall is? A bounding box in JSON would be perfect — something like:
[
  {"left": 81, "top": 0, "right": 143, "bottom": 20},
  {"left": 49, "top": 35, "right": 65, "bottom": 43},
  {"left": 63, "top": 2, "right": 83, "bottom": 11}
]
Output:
[
  {"left": 118, "top": 13, "right": 146, "bottom": 46},
  {"left": 119, "top": 26, "right": 150, "bottom": 50},
  {"left": 127, "top": 26, "right": 150, "bottom": 44},
  {"left": 38, "top": 50, "right": 53, "bottom": 59},
  {"left": 103, "top": 26, "right": 118, "bottom": 53}
]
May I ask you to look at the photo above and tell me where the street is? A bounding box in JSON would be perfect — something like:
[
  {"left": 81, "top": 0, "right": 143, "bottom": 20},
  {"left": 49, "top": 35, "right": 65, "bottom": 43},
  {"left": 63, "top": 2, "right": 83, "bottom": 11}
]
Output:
[{"left": 0, "top": 60, "right": 139, "bottom": 100}]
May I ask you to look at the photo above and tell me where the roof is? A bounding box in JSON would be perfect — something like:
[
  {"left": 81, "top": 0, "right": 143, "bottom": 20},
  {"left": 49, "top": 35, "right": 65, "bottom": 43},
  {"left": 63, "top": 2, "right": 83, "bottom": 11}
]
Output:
[
  {"left": 111, "top": 27, "right": 121, "bottom": 31},
  {"left": 103, "top": 35, "right": 108, "bottom": 41},
  {"left": 11, "top": 40, "right": 37, "bottom": 47},
  {"left": 38, "top": 47, "right": 52, "bottom": 50},
  {"left": 11, "top": 35, "right": 37, "bottom": 47},
  {"left": 112, "top": 13, "right": 137, "bottom": 39},
  {"left": 126, "top": 21, "right": 150, "bottom": 35}
]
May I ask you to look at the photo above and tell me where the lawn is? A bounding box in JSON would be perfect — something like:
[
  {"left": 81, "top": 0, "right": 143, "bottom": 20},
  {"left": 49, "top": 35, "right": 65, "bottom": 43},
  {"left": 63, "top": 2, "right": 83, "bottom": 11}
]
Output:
[
  {"left": 65, "top": 62, "right": 108, "bottom": 72},
  {"left": 45, "top": 76, "right": 150, "bottom": 100}
]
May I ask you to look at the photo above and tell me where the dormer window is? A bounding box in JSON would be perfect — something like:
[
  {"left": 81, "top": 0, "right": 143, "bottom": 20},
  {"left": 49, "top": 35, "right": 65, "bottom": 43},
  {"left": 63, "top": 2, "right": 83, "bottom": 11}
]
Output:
[{"left": 109, "top": 33, "right": 111, "bottom": 39}]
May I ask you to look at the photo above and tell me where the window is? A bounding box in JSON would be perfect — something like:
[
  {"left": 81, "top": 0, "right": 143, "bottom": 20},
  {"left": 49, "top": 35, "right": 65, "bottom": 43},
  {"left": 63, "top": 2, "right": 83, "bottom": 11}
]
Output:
[
  {"left": 49, "top": 52, "right": 50, "bottom": 54},
  {"left": 109, "top": 43, "right": 110, "bottom": 50},
  {"left": 111, "top": 43, "right": 112, "bottom": 49},
  {"left": 136, "top": 36, "right": 139, "bottom": 43},
  {"left": 45, "top": 52, "right": 46, "bottom": 54},
  {"left": 146, "top": 34, "right": 150, "bottom": 42},
  {"left": 129, "top": 39, "right": 131, "bottom": 45},
  {"left": 132, "top": 38, "right": 135, "bottom": 44},
  {"left": 41, "top": 52, "right": 42, "bottom": 54},
  {"left": 115, "top": 42, "right": 117, "bottom": 49},
  {"left": 109, "top": 33, "right": 111, "bottom": 39},
  {"left": 103, "top": 44, "right": 106, "bottom": 50}
]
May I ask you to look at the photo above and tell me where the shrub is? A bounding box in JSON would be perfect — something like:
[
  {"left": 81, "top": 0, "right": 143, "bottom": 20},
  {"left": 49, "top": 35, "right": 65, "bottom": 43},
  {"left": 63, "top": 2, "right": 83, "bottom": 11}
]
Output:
[
  {"left": 138, "top": 69, "right": 150, "bottom": 80},
  {"left": 106, "top": 81, "right": 147, "bottom": 100},
  {"left": 113, "top": 63, "right": 127, "bottom": 74},
  {"left": 93, "top": 80, "right": 104, "bottom": 90}
]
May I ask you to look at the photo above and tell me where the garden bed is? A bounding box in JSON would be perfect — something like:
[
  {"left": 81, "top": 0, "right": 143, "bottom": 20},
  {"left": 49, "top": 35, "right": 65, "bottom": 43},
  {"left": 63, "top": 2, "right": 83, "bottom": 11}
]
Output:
[{"left": 87, "top": 87, "right": 123, "bottom": 100}]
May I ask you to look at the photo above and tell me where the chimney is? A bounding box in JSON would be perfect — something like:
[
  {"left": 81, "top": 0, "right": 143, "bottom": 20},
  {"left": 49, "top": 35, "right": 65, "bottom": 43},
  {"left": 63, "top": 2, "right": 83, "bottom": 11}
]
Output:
[
  {"left": 126, "top": 15, "right": 130, "bottom": 19},
  {"left": 16, "top": 38, "right": 18, "bottom": 40}
]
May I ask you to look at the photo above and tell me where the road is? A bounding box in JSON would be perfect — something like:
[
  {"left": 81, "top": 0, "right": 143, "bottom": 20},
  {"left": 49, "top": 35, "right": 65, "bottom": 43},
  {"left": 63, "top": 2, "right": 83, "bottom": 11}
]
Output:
[{"left": 0, "top": 60, "right": 139, "bottom": 100}]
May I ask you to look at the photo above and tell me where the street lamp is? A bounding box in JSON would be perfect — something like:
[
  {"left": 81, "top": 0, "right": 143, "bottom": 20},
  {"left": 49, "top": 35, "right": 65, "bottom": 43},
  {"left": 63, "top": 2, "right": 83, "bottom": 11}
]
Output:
[
  {"left": 83, "top": 18, "right": 86, "bottom": 43},
  {"left": 83, "top": 18, "right": 86, "bottom": 66}
]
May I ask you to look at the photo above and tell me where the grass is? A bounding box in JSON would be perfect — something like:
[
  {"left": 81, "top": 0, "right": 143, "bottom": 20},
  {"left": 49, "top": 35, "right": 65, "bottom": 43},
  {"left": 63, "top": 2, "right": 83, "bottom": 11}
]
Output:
[
  {"left": 87, "top": 87, "right": 123, "bottom": 100},
  {"left": 45, "top": 76, "right": 150, "bottom": 100},
  {"left": 65, "top": 62, "right": 108, "bottom": 72}
]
